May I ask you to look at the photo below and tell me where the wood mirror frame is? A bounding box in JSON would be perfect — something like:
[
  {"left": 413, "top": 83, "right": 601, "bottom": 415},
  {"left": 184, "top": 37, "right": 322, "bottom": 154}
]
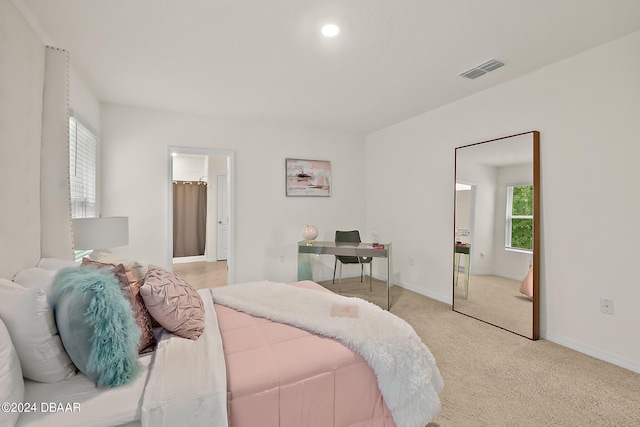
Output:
[{"left": 453, "top": 131, "right": 539, "bottom": 340}]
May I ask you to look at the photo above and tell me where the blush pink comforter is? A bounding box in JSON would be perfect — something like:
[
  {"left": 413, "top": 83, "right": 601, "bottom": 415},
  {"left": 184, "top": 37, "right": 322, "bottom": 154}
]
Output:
[{"left": 215, "top": 282, "right": 396, "bottom": 427}]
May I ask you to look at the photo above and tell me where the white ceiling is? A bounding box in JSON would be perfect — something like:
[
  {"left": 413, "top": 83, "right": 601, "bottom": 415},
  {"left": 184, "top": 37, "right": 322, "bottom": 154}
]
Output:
[{"left": 17, "top": 0, "right": 640, "bottom": 134}]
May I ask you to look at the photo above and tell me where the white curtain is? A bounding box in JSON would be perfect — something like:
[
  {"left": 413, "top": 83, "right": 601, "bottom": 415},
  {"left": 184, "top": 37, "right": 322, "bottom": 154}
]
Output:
[{"left": 40, "top": 46, "right": 74, "bottom": 259}]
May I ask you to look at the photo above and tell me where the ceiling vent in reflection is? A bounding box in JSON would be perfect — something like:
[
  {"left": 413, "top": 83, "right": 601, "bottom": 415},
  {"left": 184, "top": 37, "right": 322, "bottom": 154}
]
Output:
[{"left": 458, "top": 58, "right": 505, "bottom": 79}]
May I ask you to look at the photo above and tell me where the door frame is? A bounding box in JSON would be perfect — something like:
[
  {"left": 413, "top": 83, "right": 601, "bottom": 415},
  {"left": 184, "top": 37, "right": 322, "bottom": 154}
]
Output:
[
  {"left": 215, "top": 173, "right": 229, "bottom": 261},
  {"left": 167, "top": 146, "right": 234, "bottom": 285}
]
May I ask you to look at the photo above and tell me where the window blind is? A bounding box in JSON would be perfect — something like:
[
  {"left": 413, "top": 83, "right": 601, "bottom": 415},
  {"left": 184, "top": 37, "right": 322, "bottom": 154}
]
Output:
[{"left": 69, "top": 116, "right": 97, "bottom": 219}]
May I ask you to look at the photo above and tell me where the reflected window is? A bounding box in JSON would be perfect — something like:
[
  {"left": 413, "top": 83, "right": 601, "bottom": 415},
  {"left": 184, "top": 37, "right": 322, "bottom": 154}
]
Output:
[{"left": 506, "top": 185, "right": 533, "bottom": 251}]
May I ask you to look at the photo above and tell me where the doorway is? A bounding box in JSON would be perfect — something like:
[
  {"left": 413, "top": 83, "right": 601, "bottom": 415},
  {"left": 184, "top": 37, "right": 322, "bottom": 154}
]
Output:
[
  {"left": 455, "top": 181, "right": 476, "bottom": 273},
  {"left": 168, "top": 147, "right": 234, "bottom": 286},
  {"left": 454, "top": 181, "right": 475, "bottom": 304},
  {"left": 172, "top": 155, "right": 208, "bottom": 259}
]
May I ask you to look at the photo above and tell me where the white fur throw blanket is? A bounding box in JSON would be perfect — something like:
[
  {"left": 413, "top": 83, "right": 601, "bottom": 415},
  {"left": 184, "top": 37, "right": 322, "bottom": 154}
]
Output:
[{"left": 210, "top": 281, "right": 443, "bottom": 427}]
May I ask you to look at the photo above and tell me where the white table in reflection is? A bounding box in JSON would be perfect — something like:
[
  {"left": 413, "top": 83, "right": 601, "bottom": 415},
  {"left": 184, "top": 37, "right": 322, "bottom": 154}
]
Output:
[{"left": 454, "top": 243, "right": 470, "bottom": 299}]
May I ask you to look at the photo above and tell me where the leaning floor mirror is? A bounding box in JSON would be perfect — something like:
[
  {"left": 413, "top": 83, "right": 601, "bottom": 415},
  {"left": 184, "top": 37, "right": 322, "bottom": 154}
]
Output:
[{"left": 453, "top": 131, "right": 540, "bottom": 340}]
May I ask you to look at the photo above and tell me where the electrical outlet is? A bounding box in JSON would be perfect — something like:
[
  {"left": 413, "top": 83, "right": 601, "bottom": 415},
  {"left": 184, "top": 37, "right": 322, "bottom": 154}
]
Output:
[
  {"left": 408, "top": 257, "right": 414, "bottom": 266},
  {"left": 600, "top": 298, "right": 614, "bottom": 315}
]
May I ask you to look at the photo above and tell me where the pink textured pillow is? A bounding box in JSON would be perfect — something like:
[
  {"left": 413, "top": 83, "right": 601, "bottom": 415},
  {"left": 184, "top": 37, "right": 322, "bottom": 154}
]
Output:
[{"left": 140, "top": 265, "right": 205, "bottom": 340}]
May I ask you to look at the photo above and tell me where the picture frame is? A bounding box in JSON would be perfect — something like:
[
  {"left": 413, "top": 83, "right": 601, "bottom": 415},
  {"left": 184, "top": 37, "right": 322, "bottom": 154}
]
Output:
[{"left": 285, "top": 158, "right": 332, "bottom": 197}]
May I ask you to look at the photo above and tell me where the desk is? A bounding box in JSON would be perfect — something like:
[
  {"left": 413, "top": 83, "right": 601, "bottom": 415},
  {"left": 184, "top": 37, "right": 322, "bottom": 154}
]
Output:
[
  {"left": 298, "top": 241, "right": 392, "bottom": 310},
  {"left": 454, "top": 243, "right": 470, "bottom": 299}
]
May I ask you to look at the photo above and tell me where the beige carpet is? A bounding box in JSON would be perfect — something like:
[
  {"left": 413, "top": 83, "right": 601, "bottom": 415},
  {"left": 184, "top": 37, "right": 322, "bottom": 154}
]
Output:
[
  {"left": 453, "top": 273, "right": 533, "bottom": 338},
  {"left": 396, "top": 293, "right": 640, "bottom": 426},
  {"left": 189, "top": 273, "right": 640, "bottom": 426},
  {"left": 319, "top": 275, "right": 392, "bottom": 309},
  {"left": 319, "top": 277, "right": 640, "bottom": 426}
]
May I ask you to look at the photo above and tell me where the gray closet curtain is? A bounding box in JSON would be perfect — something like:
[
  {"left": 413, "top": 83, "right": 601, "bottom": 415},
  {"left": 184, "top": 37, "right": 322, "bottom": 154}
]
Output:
[{"left": 173, "top": 181, "right": 207, "bottom": 257}]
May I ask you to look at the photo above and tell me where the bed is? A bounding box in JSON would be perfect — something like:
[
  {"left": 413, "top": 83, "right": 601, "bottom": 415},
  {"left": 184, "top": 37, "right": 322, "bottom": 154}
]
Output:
[{"left": 1, "top": 259, "right": 442, "bottom": 427}]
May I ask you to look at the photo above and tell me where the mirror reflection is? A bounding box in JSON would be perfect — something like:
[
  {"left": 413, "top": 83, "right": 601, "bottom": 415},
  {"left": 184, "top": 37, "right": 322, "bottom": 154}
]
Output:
[{"left": 453, "top": 131, "right": 539, "bottom": 339}]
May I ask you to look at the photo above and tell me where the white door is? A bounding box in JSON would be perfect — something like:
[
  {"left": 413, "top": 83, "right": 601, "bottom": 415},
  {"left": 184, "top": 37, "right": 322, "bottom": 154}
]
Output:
[{"left": 216, "top": 175, "right": 229, "bottom": 260}]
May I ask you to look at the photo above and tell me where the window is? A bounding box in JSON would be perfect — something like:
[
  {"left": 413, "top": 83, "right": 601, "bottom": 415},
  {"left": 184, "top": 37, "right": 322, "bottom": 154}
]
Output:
[
  {"left": 69, "top": 114, "right": 97, "bottom": 219},
  {"left": 69, "top": 114, "right": 98, "bottom": 260},
  {"left": 506, "top": 184, "right": 533, "bottom": 251}
]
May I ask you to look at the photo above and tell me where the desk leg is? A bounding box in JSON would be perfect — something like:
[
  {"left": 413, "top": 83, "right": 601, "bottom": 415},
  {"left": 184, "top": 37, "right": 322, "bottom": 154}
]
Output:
[
  {"left": 463, "top": 253, "right": 470, "bottom": 299},
  {"left": 386, "top": 244, "right": 392, "bottom": 310},
  {"left": 297, "top": 253, "right": 313, "bottom": 281},
  {"left": 454, "top": 253, "right": 460, "bottom": 287}
]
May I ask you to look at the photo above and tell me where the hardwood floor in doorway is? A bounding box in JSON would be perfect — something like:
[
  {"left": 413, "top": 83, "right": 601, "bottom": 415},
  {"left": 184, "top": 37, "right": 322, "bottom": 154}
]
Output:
[{"left": 172, "top": 260, "right": 227, "bottom": 289}]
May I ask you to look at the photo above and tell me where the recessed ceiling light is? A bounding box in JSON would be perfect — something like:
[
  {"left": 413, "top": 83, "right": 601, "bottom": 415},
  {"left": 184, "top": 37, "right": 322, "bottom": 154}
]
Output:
[{"left": 321, "top": 24, "right": 340, "bottom": 37}]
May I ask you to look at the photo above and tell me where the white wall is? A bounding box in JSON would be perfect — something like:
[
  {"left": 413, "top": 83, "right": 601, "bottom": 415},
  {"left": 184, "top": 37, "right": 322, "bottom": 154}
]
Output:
[
  {"left": 0, "top": 0, "right": 45, "bottom": 278},
  {"left": 173, "top": 154, "right": 207, "bottom": 181},
  {"left": 100, "top": 105, "right": 366, "bottom": 284},
  {"left": 366, "top": 31, "right": 640, "bottom": 372},
  {"left": 70, "top": 67, "right": 101, "bottom": 134}
]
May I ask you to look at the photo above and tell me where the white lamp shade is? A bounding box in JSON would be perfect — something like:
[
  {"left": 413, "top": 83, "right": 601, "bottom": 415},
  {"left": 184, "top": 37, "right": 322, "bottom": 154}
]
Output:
[{"left": 72, "top": 217, "right": 129, "bottom": 250}]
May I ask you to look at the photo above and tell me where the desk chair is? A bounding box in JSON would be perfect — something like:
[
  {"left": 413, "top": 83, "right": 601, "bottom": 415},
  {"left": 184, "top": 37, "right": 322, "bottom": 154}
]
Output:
[{"left": 332, "top": 230, "right": 373, "bottom": 291}]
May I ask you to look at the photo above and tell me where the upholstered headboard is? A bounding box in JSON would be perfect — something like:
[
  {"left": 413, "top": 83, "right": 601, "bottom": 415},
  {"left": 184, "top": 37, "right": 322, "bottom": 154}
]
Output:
[{"left": 0, "top": 25, "right": 74, "bottom": 279}]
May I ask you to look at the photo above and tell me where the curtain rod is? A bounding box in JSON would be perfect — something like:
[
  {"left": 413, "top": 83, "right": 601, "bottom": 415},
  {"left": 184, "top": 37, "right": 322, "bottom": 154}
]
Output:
[{"left": 172, "top": 180, "right": 207, "bottom": 185}]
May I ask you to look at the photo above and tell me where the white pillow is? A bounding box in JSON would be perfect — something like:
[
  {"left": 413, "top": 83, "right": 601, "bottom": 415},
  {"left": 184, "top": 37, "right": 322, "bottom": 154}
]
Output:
[
  {"left": 36, "top": 257, "right": 80, "bottom": 271},
  {"left": 0, "top": 318, "right": 23, "bottom": 427},
  {"left": 0, "top": 279, "right": 76, "bottom": 383},
  {"left": 12, "top": 267, "right": 56, "bottom": 306}
]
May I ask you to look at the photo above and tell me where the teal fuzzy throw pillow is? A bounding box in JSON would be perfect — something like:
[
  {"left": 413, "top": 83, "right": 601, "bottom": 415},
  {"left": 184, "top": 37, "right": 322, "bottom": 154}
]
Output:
[{"left": 53, "top": 266, "right": 141, "bottom": 387}]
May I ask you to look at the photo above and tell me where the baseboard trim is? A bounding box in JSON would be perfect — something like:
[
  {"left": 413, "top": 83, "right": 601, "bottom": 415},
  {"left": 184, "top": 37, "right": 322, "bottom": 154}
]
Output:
[
  {"left": 390, "top": 279, "right": 452, "bottom": 305},
  {"left": 543, "top": 332, "right": 640, "bottom": 374},
  {"left": 173, "top": 255, "right": 206, "bottom": 264}
]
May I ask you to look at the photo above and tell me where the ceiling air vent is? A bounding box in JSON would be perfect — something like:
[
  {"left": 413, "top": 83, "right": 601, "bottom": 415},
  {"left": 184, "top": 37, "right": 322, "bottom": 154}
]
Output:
[{"left": 458, "top": 58, "right": 505, "bottom": 79}]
